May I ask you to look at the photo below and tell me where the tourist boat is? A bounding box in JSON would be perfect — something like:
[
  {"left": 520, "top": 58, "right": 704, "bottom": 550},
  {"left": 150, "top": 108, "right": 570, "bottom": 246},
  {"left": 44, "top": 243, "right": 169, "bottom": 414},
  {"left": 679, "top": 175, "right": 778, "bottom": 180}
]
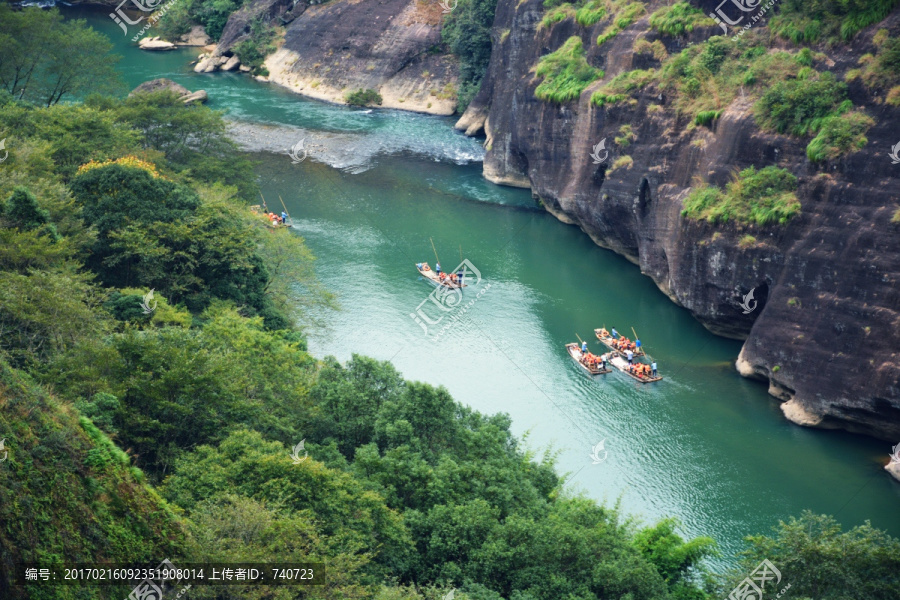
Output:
[
  {"left": 566, "top": 343, "right": 611, "bottom": 376},
  {"left": 594, "top": 328, "right": 645, "bottom": 357},
  {"left": 416, "top": 263, "right": 466, "bottom": 288},
  {"left": 604, "top": 352, "right": 662, "bottom": 383}
]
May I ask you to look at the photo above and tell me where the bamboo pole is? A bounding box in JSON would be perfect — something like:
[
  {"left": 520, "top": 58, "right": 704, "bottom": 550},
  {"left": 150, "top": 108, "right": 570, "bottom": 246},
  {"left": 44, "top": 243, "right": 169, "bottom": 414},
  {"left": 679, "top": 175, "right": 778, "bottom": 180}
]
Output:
[
  {"left": 430, "top": 237, "right": 441, "bottom": 267},
  {"left": 278, "top": 195, "right": 293, "bottom": 227}
]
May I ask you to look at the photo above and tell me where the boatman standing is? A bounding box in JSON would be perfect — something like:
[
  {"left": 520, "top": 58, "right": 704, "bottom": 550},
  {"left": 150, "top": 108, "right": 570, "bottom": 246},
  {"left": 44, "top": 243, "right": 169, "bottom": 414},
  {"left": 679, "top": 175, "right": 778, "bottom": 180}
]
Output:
[
  {"left": 457, "top": 267, "right": 464, "bottom": 286},
  {"left": 651, "top": 361, "right": 658, "bottom": 377},
  {"left": 582, "top": 340, "right": 588, "bottom": 353},
  {"left": 611, "top": 327, "right": 619, "bottom": 339},
  {"left": 436, "top": 262, "right": 442, "bottom": 276},
  {"left": 635, "top": 338, "right": 641, "bottom": 353},
  {"left": 626, "top": 349, "right": 634, "bottom": 364}
]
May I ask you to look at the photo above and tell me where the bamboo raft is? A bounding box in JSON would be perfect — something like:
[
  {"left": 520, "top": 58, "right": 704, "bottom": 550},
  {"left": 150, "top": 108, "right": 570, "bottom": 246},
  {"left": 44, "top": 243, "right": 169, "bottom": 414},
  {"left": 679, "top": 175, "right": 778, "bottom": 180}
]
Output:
[
  {"left": 416, "top": 263, "right": 466, "bottom": 289},
  {"left": 605, "top": 352, "right": 662, "bottom": 383},
  {"left": 595, "top": 328, "right": 645, "bottom": 357},
  {"left": 566, "top": 343, "right": 611, "bottom": 376}
]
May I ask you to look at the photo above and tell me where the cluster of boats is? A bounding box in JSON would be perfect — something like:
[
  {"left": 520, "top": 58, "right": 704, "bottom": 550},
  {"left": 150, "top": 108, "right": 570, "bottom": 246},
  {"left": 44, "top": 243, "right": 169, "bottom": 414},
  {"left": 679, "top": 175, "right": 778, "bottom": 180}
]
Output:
[{"left": 567, "top": 328, "right": 662, "bottom": 383}]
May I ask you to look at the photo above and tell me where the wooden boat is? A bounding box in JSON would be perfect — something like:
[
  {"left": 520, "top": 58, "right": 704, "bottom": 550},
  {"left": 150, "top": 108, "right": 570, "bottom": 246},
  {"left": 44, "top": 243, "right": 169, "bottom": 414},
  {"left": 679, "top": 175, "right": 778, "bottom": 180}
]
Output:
[
  {"left": 605, "top": 352, "right": 662, "bottom": 383},
  {"left": 594, "top": 328, "right": 645, "bottom": 357},
  {"left": 566, "top": 343, "right": 611, "bottom": 375},
  {"left": 416, "top": 262, "right": 466, "bottom": 288}
]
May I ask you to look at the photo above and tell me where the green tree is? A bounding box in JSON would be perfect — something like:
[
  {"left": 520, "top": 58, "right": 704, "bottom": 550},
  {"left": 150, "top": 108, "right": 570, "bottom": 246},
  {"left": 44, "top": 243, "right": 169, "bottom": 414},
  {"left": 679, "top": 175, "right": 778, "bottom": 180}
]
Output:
[
  {"left": 720, "top": 512, "right": 900, "bottom": 599},
  {"left": 4, "top": 186, "right": 50, "bottom": 231},
  {"left": 0, "top": 6, "right": 121, "bottom": 105},
  {"left": 441, "top": 0, "right": 498, "bottom": 111}
]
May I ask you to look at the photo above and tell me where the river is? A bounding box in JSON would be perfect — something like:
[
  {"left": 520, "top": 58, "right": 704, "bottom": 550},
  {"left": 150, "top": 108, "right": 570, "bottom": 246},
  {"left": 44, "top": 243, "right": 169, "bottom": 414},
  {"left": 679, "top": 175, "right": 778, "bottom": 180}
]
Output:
[{"left": 66, "top": 6, "right": 900, "bottom": 567}]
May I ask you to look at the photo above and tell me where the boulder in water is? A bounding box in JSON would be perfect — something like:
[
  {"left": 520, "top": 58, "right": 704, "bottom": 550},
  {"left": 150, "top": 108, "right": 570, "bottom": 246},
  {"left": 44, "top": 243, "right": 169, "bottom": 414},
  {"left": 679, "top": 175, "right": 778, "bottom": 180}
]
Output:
[
  {"left": 130, "top": 78, "right": 208, "bottom": 104},
  {"left": 138, "top": 36, "right": 176, "bottom": 51},
  {"left": 222, "top": 55, "right": 241, "bottom": 71}
]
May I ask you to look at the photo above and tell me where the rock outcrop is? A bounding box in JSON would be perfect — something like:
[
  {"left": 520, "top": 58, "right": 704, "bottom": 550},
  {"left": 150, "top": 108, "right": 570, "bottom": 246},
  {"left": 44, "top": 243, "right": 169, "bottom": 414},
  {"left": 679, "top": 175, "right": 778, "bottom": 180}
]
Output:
[
  {"left": 462, "top": 0, "right": 900, "bottom": 441},
  {"left": 195, "top": 0, "right": 459, "bottom": 115},
  {"left": 130, "top": 78, "right": 208, "bottom": 104},
  {"left": 138, "top": 36, "right": 176, "bottom": 51}
]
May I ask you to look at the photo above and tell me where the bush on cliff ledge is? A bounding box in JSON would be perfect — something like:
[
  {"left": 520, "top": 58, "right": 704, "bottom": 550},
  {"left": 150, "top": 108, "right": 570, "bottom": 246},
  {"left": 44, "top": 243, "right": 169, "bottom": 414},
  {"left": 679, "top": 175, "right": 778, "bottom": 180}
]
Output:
[
  {"left": 535, "top": 37, "right": 603, "bottom": 103},
  {"left": 682, "top": 166, "right": 800, "bottom": 226}
]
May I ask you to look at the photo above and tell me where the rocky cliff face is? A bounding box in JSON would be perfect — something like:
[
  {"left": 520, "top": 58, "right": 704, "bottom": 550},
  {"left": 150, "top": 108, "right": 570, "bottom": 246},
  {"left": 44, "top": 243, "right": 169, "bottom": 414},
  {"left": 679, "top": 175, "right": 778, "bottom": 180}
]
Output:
[
  {"left": 461, "top": 0, "right": 900, "bottom": 440},
  {"left": 199, "top": 0, "right": 459, "bottom": 115}
]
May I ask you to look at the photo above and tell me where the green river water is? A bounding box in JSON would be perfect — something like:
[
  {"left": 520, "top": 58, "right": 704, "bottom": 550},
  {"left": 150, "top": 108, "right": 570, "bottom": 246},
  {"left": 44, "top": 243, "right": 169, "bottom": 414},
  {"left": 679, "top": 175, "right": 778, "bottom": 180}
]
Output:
[{"left": 66, "top": 6, "right": 900, "bottom": 566}]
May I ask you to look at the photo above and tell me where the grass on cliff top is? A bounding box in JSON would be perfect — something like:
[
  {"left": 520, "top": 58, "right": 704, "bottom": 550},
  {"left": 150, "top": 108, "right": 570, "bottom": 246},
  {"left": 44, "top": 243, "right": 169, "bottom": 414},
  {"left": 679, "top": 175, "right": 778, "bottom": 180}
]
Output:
[
  {"left": 682, "top": 166, "right": 801, "bottom": 226},
  {"left": 769, "top": 0, "right": 899, "bottom": 45},
  {"left": 534, "top": 37, "right": 604, "bottom": 103},
  {"left": 648, "top": 2, "right": 714, "bottom": 37}
]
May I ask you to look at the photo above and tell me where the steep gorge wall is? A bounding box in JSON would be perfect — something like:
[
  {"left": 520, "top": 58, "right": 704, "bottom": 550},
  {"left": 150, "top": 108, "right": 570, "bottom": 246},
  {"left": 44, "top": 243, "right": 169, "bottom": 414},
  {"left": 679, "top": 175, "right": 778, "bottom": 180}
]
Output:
[
  {"left": 462, "top": 0, "right": 900, "bottom": 440},
  {"left": 200, "top": 0, "right": 459, "bottom": 114}
]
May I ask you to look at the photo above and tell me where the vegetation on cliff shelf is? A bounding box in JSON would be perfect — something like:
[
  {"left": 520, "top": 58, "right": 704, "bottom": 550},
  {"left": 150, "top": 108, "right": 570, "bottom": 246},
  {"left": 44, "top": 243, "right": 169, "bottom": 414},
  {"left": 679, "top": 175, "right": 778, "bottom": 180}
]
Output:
[
  {"left": 769, "top": 0, "right": 899, "bottom": 44},
  {"left": 541, "top": 0, "right": 607, "bottom": 28},
  {"left": 345, "top": 88, "right": 384, "bottom": 106},
  {"left": 682, "top": 166, "right": 801, "bottom": 226},
  {"left": 535, "top": 37, "right": 603, "bottom": 103},
  {"left": 806, "top": 110, "right": 875, "bottom": 161},
  {"left": 848, "top": 29, "right": 900, "bottom": 104},
  {"left": 596, "top": 1, "right": 645, "bottom": 45},
  {"left": 441, "top": 0, "right": 497, "bottom": 112},
  {"left": 233, "top": 18, "right": 277, "bottom": 76},
  {"left": 590, "top": 68, "right": 654, "bottom": 106},
  {"left": 0, "top": 5, "right": 120, "bottom": 105},
  {"left": 648, "top": 2, "right": 714, "bottom": 36},
  {"left": 754, "top": 70, "right": 849, "bottom": 136}
]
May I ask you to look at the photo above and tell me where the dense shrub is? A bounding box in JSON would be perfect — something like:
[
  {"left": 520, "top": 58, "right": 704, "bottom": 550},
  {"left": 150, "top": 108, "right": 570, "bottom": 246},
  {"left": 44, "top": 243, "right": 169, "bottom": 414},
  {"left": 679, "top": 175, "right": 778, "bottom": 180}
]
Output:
[
  {"left": 682, "top": 166, "right": 801, "bottom": 226},
  {"left": 806, "top": 110, "right": 874, "bottom": 161},
  {"left": 345, "top": 88, "right": 384, "bottom": 106},
  {"left": 754, "top": 72, "right": 849, "bottom": 136},
  {"left": 535, "top": 37, "right": 603, "bottom": 103}
]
